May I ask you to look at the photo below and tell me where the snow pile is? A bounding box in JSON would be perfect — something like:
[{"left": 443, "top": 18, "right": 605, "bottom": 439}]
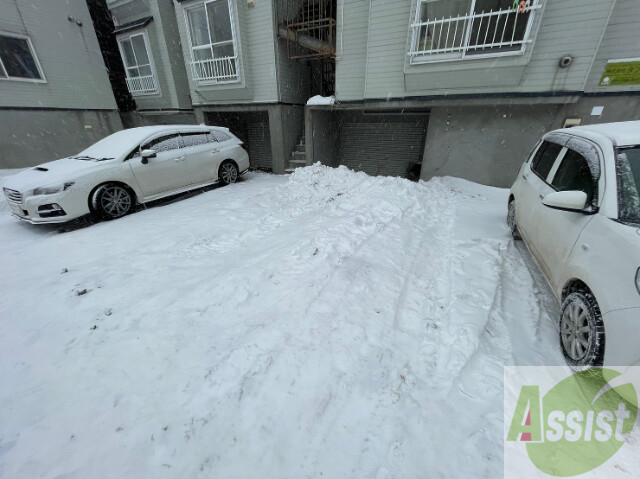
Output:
[
  {"left": 307, "top": 95, "right": 335, "bottom": 105},
  {"left": 0, "top": 165, "right": 577, "bottom": 478}
]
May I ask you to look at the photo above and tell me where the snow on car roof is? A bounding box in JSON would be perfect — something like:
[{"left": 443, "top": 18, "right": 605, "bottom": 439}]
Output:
[
  {"left": 568, "top": 120, "right": 640, "bottom": 147},
  {"left": 77, "top": 125, "right": 227, "bottom": 159}
]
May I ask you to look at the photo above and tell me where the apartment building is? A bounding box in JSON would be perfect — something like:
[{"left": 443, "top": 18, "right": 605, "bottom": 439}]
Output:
[
  {"left": 0, "top": 0, "right": 123, "bottom": 168},
  {"left": 106, "top": 0, "right": 196, "bottom": 126},
  {"left": 305, "top": 0, "right": 640, "bottom": 186}
]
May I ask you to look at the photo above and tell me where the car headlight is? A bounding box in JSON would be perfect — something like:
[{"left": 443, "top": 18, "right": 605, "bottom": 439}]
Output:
[{"left": 33, "top": 182, "right": 74, "bottom": 196}]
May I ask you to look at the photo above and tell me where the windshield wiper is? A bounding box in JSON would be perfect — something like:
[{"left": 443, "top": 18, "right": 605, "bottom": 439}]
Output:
[{"left": 72, "top": 156, "right": 114, "bottom": 161}]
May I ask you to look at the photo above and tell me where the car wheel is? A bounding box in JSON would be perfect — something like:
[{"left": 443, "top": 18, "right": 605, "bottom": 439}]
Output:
[
  {"left": 219, "top": 160, "right": 239, "bottom": 185},
  {"left": 91, "top": 183, "right": 133, "bottom": 220},
  {"left": 507, "top": 200, "right": 522, "bottom": 240},
  {"left": 559, "top": 291, "right": 605, "bottom": 367}
]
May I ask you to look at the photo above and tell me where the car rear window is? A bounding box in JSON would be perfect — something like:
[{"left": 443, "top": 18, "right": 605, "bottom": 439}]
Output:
[
  {"left": 212, "top": 131, "right": 231, "bottom": 142},
  {"left": 616, "top": 145, "right": 640, "bottom": 223},
  {"left": 531, "top": 141, "right": 563, "bottom": 180}
]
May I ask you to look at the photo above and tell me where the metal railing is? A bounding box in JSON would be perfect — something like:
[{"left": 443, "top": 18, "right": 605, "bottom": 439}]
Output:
[
  {"left": 125, "top": 74, "right": 158, "bottom": 94},
  {"left": 409, "top": 2, "right": 541, "bottom": 59},
  {"left": 190, "top": 56, "right": 238, "bottom": 83}
]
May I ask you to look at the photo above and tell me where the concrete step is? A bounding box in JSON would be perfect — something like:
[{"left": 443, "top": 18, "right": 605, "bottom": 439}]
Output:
[
  {"left": 291, "top": 151, "right": 306, "bottom": 161},
  {"left": 288, "top": 160, "right": 307, "bottom": 170},
  {"left": 295, "top": 144, "right": 306, "bottom": 152},
  {"left": 285, "top": 168, "right": 296, "bottom": 174}
]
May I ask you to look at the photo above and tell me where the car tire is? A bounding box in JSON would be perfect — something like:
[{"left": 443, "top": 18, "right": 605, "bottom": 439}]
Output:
[
  {"left": 507, "top": 200, "right": 522, "bottom": 240},
  {"left": 559, "top": 291, "right": 605, "bottom": 368},
  {"left": 91, "top": 183, "right": 134, "bottom": 220},
  {"left": 219, "top": 160, "right": 239, "bottom": 185}
]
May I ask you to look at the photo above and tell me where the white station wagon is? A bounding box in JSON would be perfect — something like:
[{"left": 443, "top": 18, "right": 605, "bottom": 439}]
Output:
[
  {"left": 3, "top": 125, "right": 250, "bottom": 224},
  {"left": 508, "top": 120, "right": 640, "bottom": 368}
]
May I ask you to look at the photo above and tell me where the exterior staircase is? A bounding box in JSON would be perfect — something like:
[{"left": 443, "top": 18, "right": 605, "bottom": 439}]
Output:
[{"left": 285, "top": 135, "right": 308, "bottom": 173}]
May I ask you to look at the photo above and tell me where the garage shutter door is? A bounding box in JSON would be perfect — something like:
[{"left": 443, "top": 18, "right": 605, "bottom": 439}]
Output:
[
  {"left": 248, "top": 119, "right": 272, "bottom": 170},
  {"left": 338, "top": 120, "right": 426, "bottom": 178}
]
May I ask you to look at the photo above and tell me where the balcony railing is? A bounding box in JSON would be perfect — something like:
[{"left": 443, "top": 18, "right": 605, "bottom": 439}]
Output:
[
  {"left": 409, "top": 2, "right": 541, "bottom": 60},
  {"left": 190, "top": 56, "right": 238, "bottom": 83},
  {"left": 125, "top": 74, "right": 158, "bottom": 95}
]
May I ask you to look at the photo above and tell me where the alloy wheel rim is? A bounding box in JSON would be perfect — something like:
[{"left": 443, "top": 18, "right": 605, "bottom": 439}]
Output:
[
  {"left": 101, "top": 186, "right": 131, "bottom": 217},
  {"left": 222, "top": 163, "right": 237, "bottom": 183},
  {"left": 561, "top": 302, "right": 591, "bottom": 361}
]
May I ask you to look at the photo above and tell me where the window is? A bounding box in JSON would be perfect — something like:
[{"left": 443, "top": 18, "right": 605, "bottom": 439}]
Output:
[
  {"left": 185, "top": 0, "right": 239, "bottom": 83},
  {"left": 144, "top": 134, "right": 182, "bottom": 153},
  {"left": 0, "top": 32, "right": 45, "bottom": 81},
  {"left": 118, "top": 33, "right": 157, "bottom": 95},
  {"left": 531, "top": 141, "right": 563, "bottom": 181},
  {"left": 551, "top": 149, "right": 596, "bottom": 205},
  {"left": 615, "top": 146, "right": 640, "bottom": 223},
  {"left": 211, "top": 131, "right": 231, "bottom": 142},
  {"left": 409, "top": 0, "right": 541, "bottom": 62},
  {"left": 181, "top": 132, "right": 213, "bottom": 148}
]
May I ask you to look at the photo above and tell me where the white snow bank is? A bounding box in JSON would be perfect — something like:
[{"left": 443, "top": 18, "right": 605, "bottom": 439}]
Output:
[
  {"left": 307, "top": 95, "right": 335, "bottom": 105},
  {"left": 0, "top": 165, "right": 593, "bottom": 478}
]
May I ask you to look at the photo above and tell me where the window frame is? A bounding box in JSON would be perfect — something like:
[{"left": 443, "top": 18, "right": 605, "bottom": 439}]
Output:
[
  {"left": 408, "top": 0, "right": 542, "bottom": 64},
  {"left": 0, "top": 31, "right": 46, "bottom": 83},
  {"left": 548, "top": 148, "right": 598, "bottom": 206},
  {"left": 530, "top": 140, "right": 565, "bottom": 183},
  {"left": 180, "top": 130, "right": 218, "bottom": 148},
  {"left": 183, "top": 0, "right": 241, "bottom": 85},
  {"left": 116, "top": 30, "right": 159, "bottom": 96}
]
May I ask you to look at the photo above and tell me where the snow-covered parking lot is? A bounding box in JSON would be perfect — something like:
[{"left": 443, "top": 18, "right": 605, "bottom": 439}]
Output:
[{"left": 0, "top": 165, "right": 564, "bottom": 478}]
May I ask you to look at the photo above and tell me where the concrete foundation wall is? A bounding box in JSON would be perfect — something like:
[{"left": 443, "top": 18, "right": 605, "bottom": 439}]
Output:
[
  {"left": 120, "top": 111, "right": 197, "bottom": 128},
  {"left": 0, "top": 109, "right": 123, "bottom": 169},
  {"left": 420, "top": 96, "right": 640, "bottom": 188}
]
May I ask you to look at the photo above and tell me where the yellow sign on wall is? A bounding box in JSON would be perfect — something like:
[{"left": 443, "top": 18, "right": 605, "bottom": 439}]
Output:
[{"left": 600, "top": 59, "right": 640, "bottom": 86}]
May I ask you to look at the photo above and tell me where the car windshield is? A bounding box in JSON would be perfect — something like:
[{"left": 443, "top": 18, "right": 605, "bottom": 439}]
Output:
[
  {"left": 75, "top": 128, "right": 147, "bottom": 160},
  {"left": 616, "top": 145, "right": 640, "bottom": 223}
]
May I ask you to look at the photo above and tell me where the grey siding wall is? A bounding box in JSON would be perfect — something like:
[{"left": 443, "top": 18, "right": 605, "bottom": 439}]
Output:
[
  {"left": 585, "top": 0, "right": 640, "bottom": 93},
  {"left": 275, "top": 38, "right": 311, "bottom": 104},
  {"left": 335, "top": 0, "right": 620, "bottom": 101},
  {"left": 156, "top": 0, "right": 193, "bottom": 109},
  {"left": 274, "top": 0, "right": 311, "bottom": 104},
  {"left": 111, "top": 0, "right": 193, "bottom": 111},
  {"left": 0, "top": 0, "right": 118, "bottom": 110},
  {"left": 174, "top": 0, "right": 279, "bottom": 105},
  {"left": 335, "top": 0, "right": 369, "bottom": 101}
]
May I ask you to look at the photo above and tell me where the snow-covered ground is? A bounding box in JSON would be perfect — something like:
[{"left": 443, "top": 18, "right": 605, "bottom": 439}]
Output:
[{"left": 0, "top": 165, "right": 564, "bottom": 478}]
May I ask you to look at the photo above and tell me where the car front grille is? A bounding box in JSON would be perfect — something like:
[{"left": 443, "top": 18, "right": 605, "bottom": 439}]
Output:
[{"left": 3, "top": 188, "right": 23, "bottom": 204}]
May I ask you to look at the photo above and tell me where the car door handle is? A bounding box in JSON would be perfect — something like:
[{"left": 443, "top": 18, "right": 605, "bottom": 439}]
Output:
[
  {"left": 539, "top": 194, "right": 545, "bottom": 200},
  {"left": 174, "top": 156, "right": 186, "bottom": 162},
  {"left": 522, "top": 173, "right": 529, "bottom": 180},
  {"left": 211, "top": 149, "right": 220, "bottom": 154}
]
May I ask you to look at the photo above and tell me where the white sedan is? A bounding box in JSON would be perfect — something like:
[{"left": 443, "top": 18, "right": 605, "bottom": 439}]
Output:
[
  {"left": 3, "top": 125, "right": 250, "bottom": 224},
  {"left": 508, "top": 120, "right": 640, "bottom": 367}
]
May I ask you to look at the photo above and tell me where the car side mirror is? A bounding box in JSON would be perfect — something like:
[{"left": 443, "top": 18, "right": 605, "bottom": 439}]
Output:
[
  {"left": 141, "top": 149, "right": 156, "bottom": 164},
  {"left": 542, "top": 190, "right": 588, "bottom": 212}
]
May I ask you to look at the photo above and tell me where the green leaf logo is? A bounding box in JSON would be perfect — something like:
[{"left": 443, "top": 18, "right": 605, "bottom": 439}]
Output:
[{"left": 524, "top": 369, "right": 637, "bottom": 477}]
